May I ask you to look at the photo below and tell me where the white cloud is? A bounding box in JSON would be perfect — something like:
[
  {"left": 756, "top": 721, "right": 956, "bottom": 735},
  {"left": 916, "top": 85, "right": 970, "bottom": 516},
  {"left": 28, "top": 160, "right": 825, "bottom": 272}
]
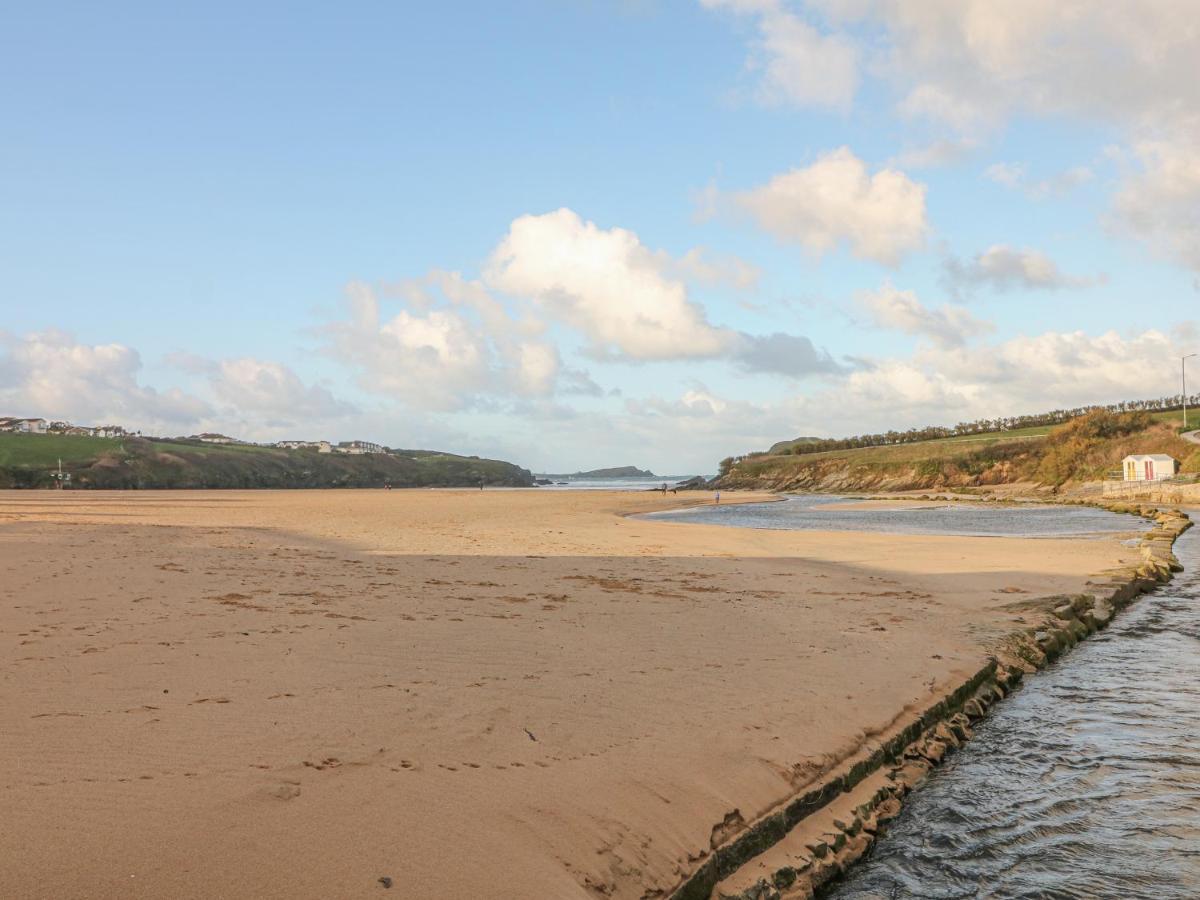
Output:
[
  {"left": 896, "top": 83, "right": 987, "bottom": 133},
  {"left": 757, "top": 10, "right": 860, "bottom": 110},
  {"left": 810, "top": 1, "right": 1200, "bottom": 133},
  {"left": 944, "top": 244, "right": 1099, "bottom": 294},
  {"left": 701, "top": 2, "right": 860, "bottom": 110},
  {"left": 806, "top": 326, "right": 1194, "bottom": 435},
  {"left": 628, "top": 386, "right": 732, "bottom": 419},
  {"left": 208, "top": 359, "right": 355, "bottom": 423},
  {"left": 734, "top": 147, "right": 928, "bottom": 265},
  {"left": 1111, "top": 140, "right": 1200, "bottom": 273},
  {"left": 319, "top": 211, "right": 835, "bottom": 418},
  {"left": 0, "top": 330, "right": 211, "bottom": 429},
  {"left": 485, "top": 208, "right": 737, "bottom": 360},
  {"left": 860, "top": 283, "right": 991, "bottom": 348},
  {"left": 321, "top": 278, "right": 561, "bottom": 411},
  {"left": 613, "top": 324, "right": 1196, "bottom": 470},
  {"left": 705, "top": 2, "right": 1200, "bottom": 274},
  {"left": 666, "top": 247, "right": 762, "bottom": 291}
]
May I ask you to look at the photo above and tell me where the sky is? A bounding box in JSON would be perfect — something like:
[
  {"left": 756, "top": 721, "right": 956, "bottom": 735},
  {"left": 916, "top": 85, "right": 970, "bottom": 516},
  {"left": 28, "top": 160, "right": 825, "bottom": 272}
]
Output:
[{"left": 2, "top": 1, "right": 1199, "bottom": 475}]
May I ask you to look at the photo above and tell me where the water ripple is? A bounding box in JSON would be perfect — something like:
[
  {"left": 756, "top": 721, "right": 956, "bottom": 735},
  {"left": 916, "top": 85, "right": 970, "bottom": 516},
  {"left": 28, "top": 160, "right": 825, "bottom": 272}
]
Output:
[{"left": 828, "top": 529, "right": 1200, "bottom": 900}]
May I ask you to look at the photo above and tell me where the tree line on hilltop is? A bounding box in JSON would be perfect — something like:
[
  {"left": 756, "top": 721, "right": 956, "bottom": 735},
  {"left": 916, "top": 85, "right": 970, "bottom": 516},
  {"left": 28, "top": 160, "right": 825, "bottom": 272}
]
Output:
[{"left": 719, "top": 393, "right": 1200, "bottom": 476}]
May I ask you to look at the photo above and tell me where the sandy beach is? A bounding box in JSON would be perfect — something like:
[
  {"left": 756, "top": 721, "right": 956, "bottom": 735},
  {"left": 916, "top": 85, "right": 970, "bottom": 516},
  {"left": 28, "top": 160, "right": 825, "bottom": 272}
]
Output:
[{"left": 0, "top": 489, "right": 1141, "bottom": 899}]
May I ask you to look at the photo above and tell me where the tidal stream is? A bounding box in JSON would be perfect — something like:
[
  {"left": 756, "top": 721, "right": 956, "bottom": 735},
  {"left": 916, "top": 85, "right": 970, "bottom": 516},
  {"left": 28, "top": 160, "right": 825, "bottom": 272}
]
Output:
[{"left": 827, "top": 527, "right": 1200, "bottom": 899}]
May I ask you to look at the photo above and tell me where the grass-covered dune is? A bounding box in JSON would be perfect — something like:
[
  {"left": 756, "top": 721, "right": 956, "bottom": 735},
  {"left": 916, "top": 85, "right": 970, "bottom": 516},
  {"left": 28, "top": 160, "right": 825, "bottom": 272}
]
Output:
[
  {"left": 718, "top": 410, "right": 1200, "bottom": 493},
  {"left": 0, "top": 434, "right": 534, "bottom": 489}
]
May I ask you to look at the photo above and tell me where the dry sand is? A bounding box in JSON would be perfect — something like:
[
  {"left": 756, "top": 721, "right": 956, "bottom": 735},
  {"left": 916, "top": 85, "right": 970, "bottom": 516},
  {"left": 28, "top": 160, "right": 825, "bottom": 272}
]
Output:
[{"left": 0, "top": 490, "right": 1140, "bottom": 899}]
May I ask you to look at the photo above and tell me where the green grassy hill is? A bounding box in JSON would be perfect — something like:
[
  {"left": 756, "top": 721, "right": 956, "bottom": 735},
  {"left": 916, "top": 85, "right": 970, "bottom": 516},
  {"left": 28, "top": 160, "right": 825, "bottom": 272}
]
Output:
[
  {"left": 0, "top": 434, "right": 534, "bottom": 489},
  {"left": 718, "top": 410, "right": 1200, "bottom": 493}
]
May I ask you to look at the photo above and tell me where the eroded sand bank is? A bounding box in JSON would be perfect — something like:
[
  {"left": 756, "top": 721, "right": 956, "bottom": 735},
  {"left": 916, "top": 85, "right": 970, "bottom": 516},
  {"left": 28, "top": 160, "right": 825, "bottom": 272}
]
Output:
[{"left": 0, "top": 490, "right": 1140, "bottom": 899}]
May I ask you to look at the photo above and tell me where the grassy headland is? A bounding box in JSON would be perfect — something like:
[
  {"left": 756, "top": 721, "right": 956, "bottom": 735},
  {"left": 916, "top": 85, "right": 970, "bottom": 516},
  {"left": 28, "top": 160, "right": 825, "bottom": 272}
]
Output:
[
  {"left": 718, "top": 410, "right": 1200, "bottom": 493},
  {"left": 0, "top": 434, "right": 534, "bottom": 489}
]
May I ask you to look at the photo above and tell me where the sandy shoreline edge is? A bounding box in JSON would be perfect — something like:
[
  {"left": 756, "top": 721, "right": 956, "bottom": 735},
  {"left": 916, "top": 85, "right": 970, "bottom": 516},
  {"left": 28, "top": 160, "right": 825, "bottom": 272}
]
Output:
[
  {"left": 688, "top": 500, "right": 1193, "bottom": 900},
  {"left": 0, "top": 489, "right": 1161, "bottom": 899}
]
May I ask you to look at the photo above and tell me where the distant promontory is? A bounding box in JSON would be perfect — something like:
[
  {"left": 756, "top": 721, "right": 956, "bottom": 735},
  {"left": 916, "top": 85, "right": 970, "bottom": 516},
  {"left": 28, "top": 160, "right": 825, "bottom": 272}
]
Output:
[{"left": 540, "top": 465, "right": 656, "bottom": 479}]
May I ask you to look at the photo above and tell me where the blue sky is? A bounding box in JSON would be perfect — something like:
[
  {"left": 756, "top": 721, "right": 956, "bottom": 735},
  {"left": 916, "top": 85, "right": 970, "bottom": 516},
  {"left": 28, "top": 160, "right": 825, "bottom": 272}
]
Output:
[{"left": 2, "top": 1, "right": 1198, "bottom": 474}]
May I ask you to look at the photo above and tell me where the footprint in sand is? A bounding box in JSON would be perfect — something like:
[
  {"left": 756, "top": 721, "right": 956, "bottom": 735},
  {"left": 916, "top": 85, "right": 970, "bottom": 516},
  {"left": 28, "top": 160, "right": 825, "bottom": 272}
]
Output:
[
  {"left": 302, "top": 757, "right": 341, "bottom": 771},
  {"left": 271, "top": 781, "right": 302, "bottom": 801}
]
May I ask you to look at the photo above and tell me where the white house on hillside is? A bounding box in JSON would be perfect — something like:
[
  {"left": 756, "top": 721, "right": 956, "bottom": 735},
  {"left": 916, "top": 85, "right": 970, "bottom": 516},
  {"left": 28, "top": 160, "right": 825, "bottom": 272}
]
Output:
[
  {"left": 336, "top": 440, "right": 385, "bottom": 455},
  {"left": 0, "top": 417, "right": 48, "bottom": 434},
  {"left": 1122, "top": 454, "right": 1178, "bottom": 482},
  {"left": 276, "top": 440, "right": 333, "bottom": 453}
]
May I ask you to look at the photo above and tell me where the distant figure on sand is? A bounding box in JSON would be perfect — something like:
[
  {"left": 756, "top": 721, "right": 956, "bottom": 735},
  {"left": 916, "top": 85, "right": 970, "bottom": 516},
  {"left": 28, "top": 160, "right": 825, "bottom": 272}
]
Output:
[
  {"left": 715, "top": 492, "right": 720, "bottom": 504},
  {"left": 661, "top": 483, "right": 668, "bottom": 494}
]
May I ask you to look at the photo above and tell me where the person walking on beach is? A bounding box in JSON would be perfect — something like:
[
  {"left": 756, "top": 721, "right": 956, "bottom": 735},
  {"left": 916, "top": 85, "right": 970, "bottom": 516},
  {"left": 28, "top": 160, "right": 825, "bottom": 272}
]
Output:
[{"left": 715, "top": 491, "right": 720, "bottom": 504}]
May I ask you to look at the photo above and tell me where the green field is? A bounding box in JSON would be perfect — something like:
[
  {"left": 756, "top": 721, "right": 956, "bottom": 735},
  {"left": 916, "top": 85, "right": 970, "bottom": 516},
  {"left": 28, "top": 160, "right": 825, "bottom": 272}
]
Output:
[{"left": 0, "top": 433, "right": 121, "bottom": 468}]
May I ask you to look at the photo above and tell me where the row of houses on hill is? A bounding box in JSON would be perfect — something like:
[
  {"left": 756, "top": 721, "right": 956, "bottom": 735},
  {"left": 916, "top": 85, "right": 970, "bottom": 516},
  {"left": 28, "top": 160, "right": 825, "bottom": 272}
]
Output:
[
  {"left": 272, "top": 439, "right": 385, "bottom": 455},
  {"left": 1, "top": 417, "right": 127, "bottom": 437},
  {"left": 2, "top": 417, "right": 383, "bottom": 455},
  {"left": 191, "top": 434, "right": 386, "bottom": 454}
]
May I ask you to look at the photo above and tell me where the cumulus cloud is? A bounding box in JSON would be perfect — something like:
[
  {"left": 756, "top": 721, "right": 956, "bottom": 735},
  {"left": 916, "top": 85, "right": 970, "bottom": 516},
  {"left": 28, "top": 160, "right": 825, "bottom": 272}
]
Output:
[
  {"left": 321, "top": 278, "right": 560, "bottom": 411},
  {"left": 756, "top": 10, "right": 860, "bottom": 110},
  {"left": 859, "top": 283, "right": 991, "bottom": 348},
  {"left": 704, "top": 2, "right": 1200, "bottom": 274},
  {"left": 806, "top": 1, "right": 1200, "bottom": 133},
  {"left": 831, "top": 328, "right": 1190, "bottom": 429},
  {"left": 208, "top": 359, "right": 356, "bottom": 423},
  {"left": 666, "top": 247, "right": 762, "bottom": 291},
  {"left": 318, "top": 209, "right": 834, "bottom": 415},
  {"left": 943, "top": 244, "right": 1099, "bottom": 295},
  {"left": 485, "top": 208, "right": 738, "bottom": 360},
  {"left": 627, "top": 386, "right": 733, "bottom": 419},
  {"left": 0, "top": 330, "right": 211, "bottom": 429},
  {"left": 613, "top": 324, "right": 1196, "bottom": 470},
  {"left": 734, "top": 148, "right": 928, "bottom": 265},
  {"left": 701, "top": 0, "right": 859, "bottom": 110},
  {"left": 1111, "top": 140, "right": 1200, "bottom": 273}
]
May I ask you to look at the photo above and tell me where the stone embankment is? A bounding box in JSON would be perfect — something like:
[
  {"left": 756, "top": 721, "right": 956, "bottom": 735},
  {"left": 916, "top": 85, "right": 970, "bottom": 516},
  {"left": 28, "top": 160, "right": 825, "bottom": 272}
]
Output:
[
  {"left": 1102, "top": 480, "right": 1200, "bottom": 505},
  {"left": 664, "top": 503, "right": 1192, "bottom": 900}
]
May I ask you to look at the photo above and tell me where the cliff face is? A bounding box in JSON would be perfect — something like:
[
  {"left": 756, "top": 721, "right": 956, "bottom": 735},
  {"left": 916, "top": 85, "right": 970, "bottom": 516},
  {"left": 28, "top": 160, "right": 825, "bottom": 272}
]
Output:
[
  {"left": 716, "top": 454, "right": 1028, "bottom": 493},
  {"left": 716, "top": 413, "right": 1200, "bottom": 494}
]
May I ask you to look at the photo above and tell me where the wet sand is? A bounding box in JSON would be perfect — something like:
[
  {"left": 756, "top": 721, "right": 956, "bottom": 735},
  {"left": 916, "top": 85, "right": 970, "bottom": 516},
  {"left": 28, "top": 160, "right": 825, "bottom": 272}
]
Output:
[{"left": 0, "top": 490, "right": 1140, "bottom": 899}]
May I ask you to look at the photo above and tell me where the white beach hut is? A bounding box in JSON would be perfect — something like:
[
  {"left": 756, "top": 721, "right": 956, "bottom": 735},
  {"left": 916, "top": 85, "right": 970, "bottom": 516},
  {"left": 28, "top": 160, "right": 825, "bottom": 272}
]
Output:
[{"left": 1122, "top": 454, "right": 1178, "bottom": 482}]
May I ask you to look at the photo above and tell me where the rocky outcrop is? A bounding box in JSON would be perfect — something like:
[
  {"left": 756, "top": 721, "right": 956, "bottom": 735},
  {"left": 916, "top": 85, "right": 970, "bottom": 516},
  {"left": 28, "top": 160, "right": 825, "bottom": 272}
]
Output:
[{"left": 664, "top": 503, "right": 1191, "bottom": 900}]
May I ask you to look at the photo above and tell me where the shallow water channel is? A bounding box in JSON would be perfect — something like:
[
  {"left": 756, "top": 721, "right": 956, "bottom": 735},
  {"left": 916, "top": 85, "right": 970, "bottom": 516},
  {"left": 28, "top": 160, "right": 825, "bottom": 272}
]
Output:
[
  {"left": 823, "top": 527, "right": 1200, "bottom": 899},
  {"left": 646, "top": 495, "right": 1150, "bottom": 539},
  {"left": 652, "top": 496, "right": 1199, "bottom": 897}
]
